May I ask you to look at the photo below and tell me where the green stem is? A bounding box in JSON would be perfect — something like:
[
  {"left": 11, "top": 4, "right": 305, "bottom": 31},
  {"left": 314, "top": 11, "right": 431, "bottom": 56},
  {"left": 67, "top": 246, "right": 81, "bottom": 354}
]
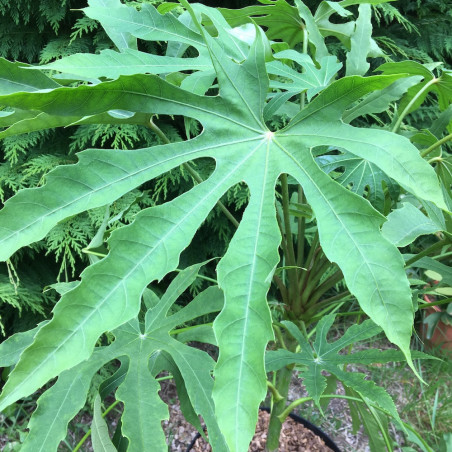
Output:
[
  {"left": 420, "top": 132, "right": 452, "bottom": 158},
  {"left": 280, "top": 174, "right": 297, "bottom": 270},
  {"left": 392, "top": 78, "right": 438, "bottom": 133},
  {"left": 419, "top": 297, "right": 452, "bottom": 309},
  {"left": 300, "top": 257, "right": 332, "bottom": 305},
  {"left": 170, "top": 323, "right": 212, "bottom": 335},
  {"left": 405, "top": 239, "right": 449, "bottom": 267},
  {"left": 400, "top": 421, "right": 434, "bottom": 452},
  {"left": 72, "top": 400, "right": 121, "bottom": 452},
  {"left": 305, "top": 269, "right": 344, "bottom": 308},
  {"left": 303, "top": 290, "right": 350, "bottom": 320},
  {"left": 433, "top": 251, "right": 452, "bottom": 260},
  {"left": 277, "top": 394, "right": 363, "bottom": 423},
  {"left": 276, "top": 210, "right": 290, "bottom": 272},
  {"left": 267, "top": 381, "right": 284, "bottom": 402},
  {"left": 265, "top": 364, "right": 294, "bottom": 451},
  {"left": 280, "top": 174, "right": 300, "bottom": 311},
  {"left": 296, "top": 187, "right": 306, "bottom": 268},
  {"left": 174, "top": 268, "right": 217, "bottom": 284},
  {"left": 427, "top": 156, "right": 443, "bottom": 165},
  {"left": 273, "top": 324, "right": 288, "bottom": 350},
  {"left": 148, "top": 117, "right": 239, "bottom": 228},
  {"left": 298, "top": 232, "right": 319, "bottom": 291},
  {"left": 300, "top": 26, "right": 308, "bottom": 111}
]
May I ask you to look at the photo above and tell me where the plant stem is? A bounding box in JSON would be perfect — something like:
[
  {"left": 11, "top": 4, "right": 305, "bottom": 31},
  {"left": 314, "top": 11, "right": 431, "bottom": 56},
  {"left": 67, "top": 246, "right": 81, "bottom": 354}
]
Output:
[
  {"left": 420, "top": 132, "right": 452, "bottom": 158},
  {"left": 280, "top": 174, "right": 297, "bottom": 271},
  {"left": 72, "top": 400, "right": 121, "bottom": 452},
  {"left": 304, "top": 290, "right": 350, "bottom": 320},
  {"left": 273, "top": 273, "right": 289, "bottom": 305},
  {"left": 280, "top": 174, "right": 300, "bottom": 310},
  {"left": 273, "top": 324, "right": 288, "bottom": 350},
  {"left": 392, "top": 78, "right": 438, "bottom": 133},
  {"left": 405, "top": 239, "right": 449, "bottom": 267},
  {"left": 148, "top": 116, "right": 239, "bottom": 228},
  {"left": 298, "top": 232, "right": 319, "bottom": 292},
  {"left": 419, "top": 297, "right": 452, "bottom": 309},
  {"left": 277, "top": 394, "right": 362, "bottom": 422},
  {"left": 299, "top": 258, "right": 332, "bottom": 307},
  {"left": 305, "top": 268, "right": 344, "bottom": 308},
  {"left": 170, "top": 323, "right": 212, "bottom": 335},
  {"left": 296, "top": 186, "right": 306, "bottom": 268},
  {"left": 267, "top": 381, "right": 284, "bottom": 402},
  {"left": 265, "top": 364, "right": 294, "bottom": 451},
  {"left": 300, "top": 26, "right": 308, "bottom": 111}
]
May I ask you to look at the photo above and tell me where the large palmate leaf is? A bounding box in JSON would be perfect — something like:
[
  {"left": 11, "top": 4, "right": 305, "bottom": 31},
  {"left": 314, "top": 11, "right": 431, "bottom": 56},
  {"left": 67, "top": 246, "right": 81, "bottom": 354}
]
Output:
[
  {"left": 11, "top": 264, "right": 227, "bottom": 452},
  {"left": 0, "top": 3, "right": 446, "bottom": 451}
]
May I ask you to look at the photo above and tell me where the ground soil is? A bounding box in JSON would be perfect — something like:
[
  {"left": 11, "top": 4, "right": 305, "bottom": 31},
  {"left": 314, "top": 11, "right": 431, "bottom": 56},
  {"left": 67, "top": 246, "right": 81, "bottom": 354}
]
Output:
[
  {"left": 160, "top": 376, "right": 364, "bottom": 452},
  {"left": 188, "top": 410, "right": 334, "bottom": 452}
]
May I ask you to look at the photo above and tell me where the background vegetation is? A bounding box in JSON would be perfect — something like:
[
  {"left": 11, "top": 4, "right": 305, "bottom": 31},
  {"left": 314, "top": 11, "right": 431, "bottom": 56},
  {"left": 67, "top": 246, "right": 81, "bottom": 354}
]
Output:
[{"left": 0, "top": 0, "right": 450, "bottom": 451}]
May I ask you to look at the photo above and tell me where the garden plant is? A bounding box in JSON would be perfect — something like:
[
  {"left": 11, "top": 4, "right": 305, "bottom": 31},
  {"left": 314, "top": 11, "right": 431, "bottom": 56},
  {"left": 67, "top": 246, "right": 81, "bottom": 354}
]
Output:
[{"left": 0, "top": 0, "right": 451, "bottom": 451}]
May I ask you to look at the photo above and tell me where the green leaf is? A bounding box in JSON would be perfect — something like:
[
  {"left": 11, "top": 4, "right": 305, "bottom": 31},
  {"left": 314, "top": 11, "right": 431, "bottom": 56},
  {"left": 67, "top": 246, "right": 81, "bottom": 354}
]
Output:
[
  {"left": 314, "top": 1, "right": 355, "bottom": 46},
  {"left": 266, "top": 317, "right": 401, "bottom": 423},
  {"left": 114, "top": 321, "right": 169, "bottom": 451},
  {"left": 21, "top": 352, "right": 108, "bottom": 452},
  {"left": 16, "top": 264, "right": 227, "bottom": 452},
  {"left": 35, "top": 49, "right": 212, "bottom": 80},
  {"left": 378, "top": 62, "right": 452, "bottom": 114},
  {"left": 343, "top": 76, "right": 423, "bottom": 123},
  {"left": 382, "top": 203, "right": 442, "bottom": 247},
  {"left": 295, "top": 0, "right": 329, "bottom": 61},
  {"left": 85, "top": 0, "right": 137, "bottom": 51},
  {"left": 84, "top": 0, "right": 202, "bottom": 50},
  {"left": 269, "top": 50, "right": 342, "bottom": 99},
  {"left": 344, "top": 386, "right": 389, "bottom": 452},
  {"left": 0, "top": 58, "right": 60, "bottom": 94},
  {"left": 0, "top": 322, "right": 47, "bottom": 367},
  {"left": 92, "top": 394, "right": 117, "bottom": 452},
  {"left": 0, "top": 6, "right": 446, "bottom": 450},
  {"left": 404, "top": 256, "right": 452, "bottom": 286},
  {"left": 218, "top": 1, "right": 303, "bottom": 48},
  {"left": 317, "top": 149, "right": 399, "bottom": 210},
  {"left": 346, "top": 4, "right": 373, "bottom": 76}
]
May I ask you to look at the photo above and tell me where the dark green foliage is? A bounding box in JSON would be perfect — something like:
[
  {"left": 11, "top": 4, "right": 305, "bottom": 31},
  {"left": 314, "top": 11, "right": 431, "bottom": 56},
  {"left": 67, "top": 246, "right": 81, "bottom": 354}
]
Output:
[
  {"left": 371, "top": 1, "right": 452, "bottom": 67},
  {"left": 0, "top": 0, "right": 74, "bottom": 63},
  {"left": 0, "top": 0, "right": 243, "bottom": 335}
]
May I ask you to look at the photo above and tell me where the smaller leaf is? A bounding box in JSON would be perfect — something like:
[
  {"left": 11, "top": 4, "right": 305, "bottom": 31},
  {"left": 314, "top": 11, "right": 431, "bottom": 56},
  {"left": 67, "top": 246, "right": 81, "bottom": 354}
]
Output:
[
  {"left": 266, "top": 317, "right": 401, "bottom": 424},
  {"left": 0, "top": 59, "right": 60, "bottom": 95},
  {"left": 346, "top": 4, "right": 373, "bottom": 76},
  {"left": 0, "top": 322, "right": 47, "bottom": 367},
  {"left": 295, "top": 0, "right": 329, "bottom": 61},
  {"left": 405, "top": 256, "right": 452, "bottom": 286},
  {"left": 317, "top": 149, "right": 399, "bottom": 211},
  {"left": 270, "top": 50, "right": 341, "bottom": 99},
  {"left": 92, "top": 393, "right": 117, "bottom": 452},
  {"left": 382, "top": 203, "right": 442, "bottom": 247},
  {"left": 344, "top": 386, "right": 389, "bottom": 452},
  {"left": 343, "top": 76, "right": 423, "bottom": 123},
  {"left": 35, "top": 49, "right": 212, "bottom": 80}
]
